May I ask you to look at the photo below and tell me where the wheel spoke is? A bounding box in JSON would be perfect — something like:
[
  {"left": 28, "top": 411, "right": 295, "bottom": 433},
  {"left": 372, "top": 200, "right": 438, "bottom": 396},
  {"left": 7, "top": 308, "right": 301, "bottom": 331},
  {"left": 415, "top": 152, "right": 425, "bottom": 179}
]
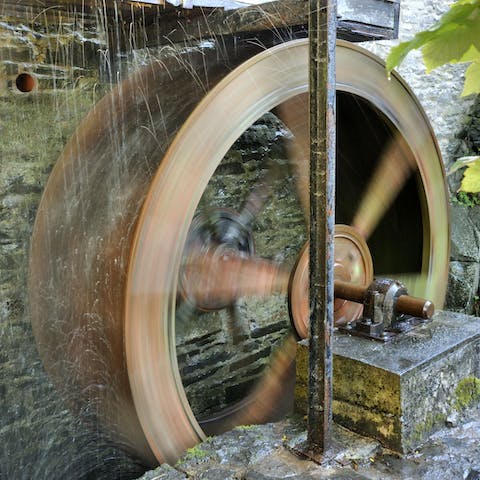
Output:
[
  {"left": 229, "top": 334, "right": 297, "bottom": 426},
  {"left": 181, "top": 247, "right": 290, "bottom": 309},
  {"left": 197, "top": 334, "right": 296, "bottom": 435},
  {"left": 381, "top": 272, "right": 427, "bottom": 299},
  {"left": 226, "top": 305, "right": 249, "bottom": 345},
  {"left": 275, "top": 93, "right": 310, "bottom": 218},
  {"left": 227, "top": 162, "right": 284, "bottom": 238},
  {"left": 352, "top": 133, "right": 417, "bottom": 240}
]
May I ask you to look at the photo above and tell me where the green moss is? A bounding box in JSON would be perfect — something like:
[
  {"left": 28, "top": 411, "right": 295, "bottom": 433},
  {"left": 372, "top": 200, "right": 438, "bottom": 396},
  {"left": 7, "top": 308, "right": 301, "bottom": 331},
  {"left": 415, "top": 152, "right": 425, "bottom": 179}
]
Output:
[
  {"left": 409, "top": 377, "right": 480, "bottom": 444},
  {"left": 412, "top": 412, "right": 446, "bottom": 443},
  {"left": 453, "top": 191, "right": 480, "bottom": 207},
  {"left": 455, "top": 377, "right": 480, "bottom": 410},
  {"left": 186, "top": 445, "right": 208, "bottom": 459},
  {"left": 294, "top": 342, "right": 309, "bottom": 414},
  {"left": 235, "top": 424, "right": 256, "bottom": 431}
]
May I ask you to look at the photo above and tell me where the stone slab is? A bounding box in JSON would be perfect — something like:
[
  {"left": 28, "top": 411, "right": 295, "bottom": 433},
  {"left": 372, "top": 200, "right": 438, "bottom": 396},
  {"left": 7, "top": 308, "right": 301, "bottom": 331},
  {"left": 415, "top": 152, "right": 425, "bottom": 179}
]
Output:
[{"left": 296, "top": 311, "right": 480, "bottom": 453}]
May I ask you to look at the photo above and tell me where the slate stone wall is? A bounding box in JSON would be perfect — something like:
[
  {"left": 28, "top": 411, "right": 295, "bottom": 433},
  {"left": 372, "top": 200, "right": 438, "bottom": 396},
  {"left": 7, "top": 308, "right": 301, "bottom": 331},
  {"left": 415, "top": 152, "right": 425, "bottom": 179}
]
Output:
[
  {"left": 0, "top": 10, "right": 147, "bottom": 480},
  {"left": 0, "top": 10, "right": 297, "bottom": 478}
]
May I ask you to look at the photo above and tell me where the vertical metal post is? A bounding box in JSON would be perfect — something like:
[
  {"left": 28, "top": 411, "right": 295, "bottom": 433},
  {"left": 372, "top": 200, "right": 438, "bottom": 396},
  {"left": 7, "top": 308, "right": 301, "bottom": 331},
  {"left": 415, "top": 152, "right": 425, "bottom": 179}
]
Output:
[{"left": 308, "top": 0, "right": 336, "bottom": 454}]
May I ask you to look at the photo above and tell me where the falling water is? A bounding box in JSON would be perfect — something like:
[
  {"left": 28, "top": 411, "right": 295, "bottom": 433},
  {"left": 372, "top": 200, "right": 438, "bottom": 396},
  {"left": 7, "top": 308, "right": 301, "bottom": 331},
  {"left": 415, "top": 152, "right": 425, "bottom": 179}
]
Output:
[
  {"left": 0, "top": 1, "right": 288, "bottom": 478},
  {"left": 0, "top": 2, "right": 182, "bottom": 478}
]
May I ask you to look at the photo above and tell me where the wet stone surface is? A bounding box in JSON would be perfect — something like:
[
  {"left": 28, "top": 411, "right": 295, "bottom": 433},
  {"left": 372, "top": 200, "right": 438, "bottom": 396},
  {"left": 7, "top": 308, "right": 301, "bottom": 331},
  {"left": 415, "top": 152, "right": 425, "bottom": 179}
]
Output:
[
  {"left": 450, "top": 203, "right": 480, "bottom": 263},
  {"left": 447, "top": 261, "right": 480, "bottom": 314},
  {"left": 139, "top": 407, "right": 480, "bottom": 480}
]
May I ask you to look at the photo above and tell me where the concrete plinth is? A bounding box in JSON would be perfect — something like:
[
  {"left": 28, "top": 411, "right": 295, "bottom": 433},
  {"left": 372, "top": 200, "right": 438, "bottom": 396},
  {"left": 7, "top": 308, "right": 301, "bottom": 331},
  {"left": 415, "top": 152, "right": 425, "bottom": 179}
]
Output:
[{"left": 295, "top": 311, "right": 480, "bottom": 453}]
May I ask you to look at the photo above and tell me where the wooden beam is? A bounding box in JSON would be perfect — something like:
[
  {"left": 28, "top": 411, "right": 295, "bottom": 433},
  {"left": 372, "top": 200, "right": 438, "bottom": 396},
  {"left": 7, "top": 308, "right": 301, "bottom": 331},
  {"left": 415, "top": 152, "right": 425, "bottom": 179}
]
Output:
[
  {"left": 338, "top": 0, "right": 398, "bottom": 30},
  {"left": 108, "top": 0, "right": 399, "bottom": 51},
  {"left": 0, "top": 0, "right": 169, "bottom": 23},
  {"left": 0, "top": 0, "right": 399, "bottom": 50}
]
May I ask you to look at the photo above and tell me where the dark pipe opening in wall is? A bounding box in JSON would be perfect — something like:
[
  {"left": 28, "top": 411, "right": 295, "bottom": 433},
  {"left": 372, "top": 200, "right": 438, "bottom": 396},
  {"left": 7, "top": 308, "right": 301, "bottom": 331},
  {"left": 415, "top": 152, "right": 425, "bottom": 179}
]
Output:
[{"left": 15, "top": 73, "right": 35, "bottom": 93}]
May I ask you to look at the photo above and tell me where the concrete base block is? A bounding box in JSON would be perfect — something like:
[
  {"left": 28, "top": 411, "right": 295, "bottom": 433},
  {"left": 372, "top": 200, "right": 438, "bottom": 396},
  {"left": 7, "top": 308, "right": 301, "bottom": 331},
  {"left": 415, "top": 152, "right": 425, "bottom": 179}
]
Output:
[{"left": 295, "top": 311, "right": 480, "bottom": 453}]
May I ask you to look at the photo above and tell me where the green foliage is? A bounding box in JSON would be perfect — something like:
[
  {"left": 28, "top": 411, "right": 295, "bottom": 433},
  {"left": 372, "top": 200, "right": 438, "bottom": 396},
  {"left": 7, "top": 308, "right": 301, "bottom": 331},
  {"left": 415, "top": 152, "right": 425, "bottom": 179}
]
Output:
[
  {"left": 386, "top": 0, "right": 480, "bottom": 96},
  {"left": 448, "top": 155, "right": 480, "bottom": 173},
  {"left": 387, "top": 0, "right": 480, "bottom": 194},
  {"left": 183, "top": 445, "right": 208, "bottom": 459},
  {"left": 449, "top": 157, "right": 480, "bottom": 199},
  {"left": 454, "top": 190, "right": 480, "bottom": 206},
  {"left": 234, "top": 424, "right": 256, "bottom": 430},
  {"left": 463, "top": 60, "right": 480, "bottom": 95}
]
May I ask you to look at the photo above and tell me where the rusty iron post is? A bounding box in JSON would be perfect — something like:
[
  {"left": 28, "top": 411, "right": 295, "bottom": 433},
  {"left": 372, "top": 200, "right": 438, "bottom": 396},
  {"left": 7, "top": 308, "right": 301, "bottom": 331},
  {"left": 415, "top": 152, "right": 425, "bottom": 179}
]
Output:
[{"left": 308, "top": 0, "right": 337, "bottom": 454}]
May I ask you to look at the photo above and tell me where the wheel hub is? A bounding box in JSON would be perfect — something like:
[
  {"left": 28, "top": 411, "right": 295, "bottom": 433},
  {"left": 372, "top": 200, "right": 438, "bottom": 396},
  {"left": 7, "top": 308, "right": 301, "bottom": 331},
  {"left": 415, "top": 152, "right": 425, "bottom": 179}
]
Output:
[
  {"left": 179, "top": 208, "right": 255, "bottom": 311},
  {"left": 289, "top": 224, "right": 374, "bottom": 339}
]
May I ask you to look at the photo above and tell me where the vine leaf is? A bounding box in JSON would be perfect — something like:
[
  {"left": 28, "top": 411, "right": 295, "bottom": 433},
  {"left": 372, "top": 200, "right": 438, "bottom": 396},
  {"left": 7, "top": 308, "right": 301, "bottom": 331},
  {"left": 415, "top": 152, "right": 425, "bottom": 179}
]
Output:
[
  {"left": 448, "top": 155, "right": 480, "bottom": 174},
  {"left": 386, "top": 31, "right": 432, "bottom": 74},
  {"left": 463, "top": 61, "right": 480, "bottom": 96},
  {"left": 386, "top": 0, "right": 480, "bottom": 193},
  {"left": 460, "top": 159, "right": 480, "bottom": 192},
  {"left": 422, "top": 23, "right": 477, "bottom": 72},
  {"left": 386, "top": 0, "right": 480, "bottom": 78}
]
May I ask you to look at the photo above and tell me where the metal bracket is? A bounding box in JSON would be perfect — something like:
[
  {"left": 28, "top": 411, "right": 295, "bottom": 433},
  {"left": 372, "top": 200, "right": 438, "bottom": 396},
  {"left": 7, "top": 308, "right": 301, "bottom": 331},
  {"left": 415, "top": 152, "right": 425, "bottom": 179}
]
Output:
[{"left": 338, "top": 278, "right": 434, "bottom": 342}]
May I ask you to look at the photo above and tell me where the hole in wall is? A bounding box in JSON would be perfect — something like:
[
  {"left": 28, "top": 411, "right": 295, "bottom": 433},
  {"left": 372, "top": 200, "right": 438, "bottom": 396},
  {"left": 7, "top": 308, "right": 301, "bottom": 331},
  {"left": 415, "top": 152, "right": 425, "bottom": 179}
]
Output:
[{"left": 15, "top": 73, "right": 36, "bottom": 93}]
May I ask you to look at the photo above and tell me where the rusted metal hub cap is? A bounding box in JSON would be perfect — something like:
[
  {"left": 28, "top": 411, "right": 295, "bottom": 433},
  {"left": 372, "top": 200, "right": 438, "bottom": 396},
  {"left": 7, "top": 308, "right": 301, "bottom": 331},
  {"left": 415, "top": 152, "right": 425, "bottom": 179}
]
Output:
[{"left": 289, "top": 224, "right": 374, "bottom": 339}]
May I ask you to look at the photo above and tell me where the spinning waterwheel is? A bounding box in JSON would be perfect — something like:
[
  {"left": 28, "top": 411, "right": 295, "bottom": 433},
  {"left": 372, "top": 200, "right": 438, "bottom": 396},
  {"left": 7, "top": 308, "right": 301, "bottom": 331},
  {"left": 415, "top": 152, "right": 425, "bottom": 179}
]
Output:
[{"left": 29, "top": 39, "right": 449, "bottom": 466}]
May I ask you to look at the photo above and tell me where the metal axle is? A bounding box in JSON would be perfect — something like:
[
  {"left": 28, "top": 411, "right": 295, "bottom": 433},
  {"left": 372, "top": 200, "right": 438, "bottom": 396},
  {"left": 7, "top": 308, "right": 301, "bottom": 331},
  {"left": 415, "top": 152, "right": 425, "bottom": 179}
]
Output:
[{"left": 334, "top": 279, "right": 435, "bottom": 319}]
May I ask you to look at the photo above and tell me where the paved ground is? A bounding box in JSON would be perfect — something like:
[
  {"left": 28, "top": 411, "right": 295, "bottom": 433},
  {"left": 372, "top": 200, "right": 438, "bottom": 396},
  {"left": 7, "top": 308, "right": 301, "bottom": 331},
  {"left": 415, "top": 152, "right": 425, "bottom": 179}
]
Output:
[{"left": 138, "top": 405, "right": 480, "bottom": 480}]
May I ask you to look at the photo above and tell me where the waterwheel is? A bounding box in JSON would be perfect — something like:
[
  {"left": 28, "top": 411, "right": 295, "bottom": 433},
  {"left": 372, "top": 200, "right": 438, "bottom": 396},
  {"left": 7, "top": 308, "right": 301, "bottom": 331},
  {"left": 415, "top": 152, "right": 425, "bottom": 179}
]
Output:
[{"left": 28, "top": 39, "right": 449, "bottom": 467}]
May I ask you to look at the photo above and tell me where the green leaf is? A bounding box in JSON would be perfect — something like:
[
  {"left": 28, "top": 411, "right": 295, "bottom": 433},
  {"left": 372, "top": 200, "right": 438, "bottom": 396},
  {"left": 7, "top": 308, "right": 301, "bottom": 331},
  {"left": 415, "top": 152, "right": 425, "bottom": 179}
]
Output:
[
  {"left": 462, "top": 61, "right": 480, "bottom": 96},
  {"left": 421, "top": 24, "right": 473, "bottom": 71},
  {"left": 386, "top": 31, "right": 435, "bottom": 74},
  {"left": 455, "top": 0, "right": 480, "bottom": 5},
  {"left": 460, "top": 159, "right": 480, "bottom": 192},
  {"left": 386, "top": 42, "right": 416, "bottom": 73},
  {"left": 471, "top": 20, "right": 480, "bottom": 51},
  {"left": 386, "top": 2, "right": 480, "bottom": 74},
  {"left": 459, "top": 44, "right": 480, "bottom": 62},
  {"left": 448, "top": 156, "right": 480, "bottom": 174},
  {"left": 436, "top": 2, "right": 478, "bottom": 26}
]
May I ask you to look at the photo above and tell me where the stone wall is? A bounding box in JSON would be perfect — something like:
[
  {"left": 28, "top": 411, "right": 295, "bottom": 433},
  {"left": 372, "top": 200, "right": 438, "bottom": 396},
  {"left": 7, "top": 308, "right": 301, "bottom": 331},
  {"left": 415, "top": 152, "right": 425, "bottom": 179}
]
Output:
[
  {"left": 0, "top": 8, "right": 297, "bottom": 478},
  {"left": 0, "top": 9, "right": 147, "bottom": 480}
]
